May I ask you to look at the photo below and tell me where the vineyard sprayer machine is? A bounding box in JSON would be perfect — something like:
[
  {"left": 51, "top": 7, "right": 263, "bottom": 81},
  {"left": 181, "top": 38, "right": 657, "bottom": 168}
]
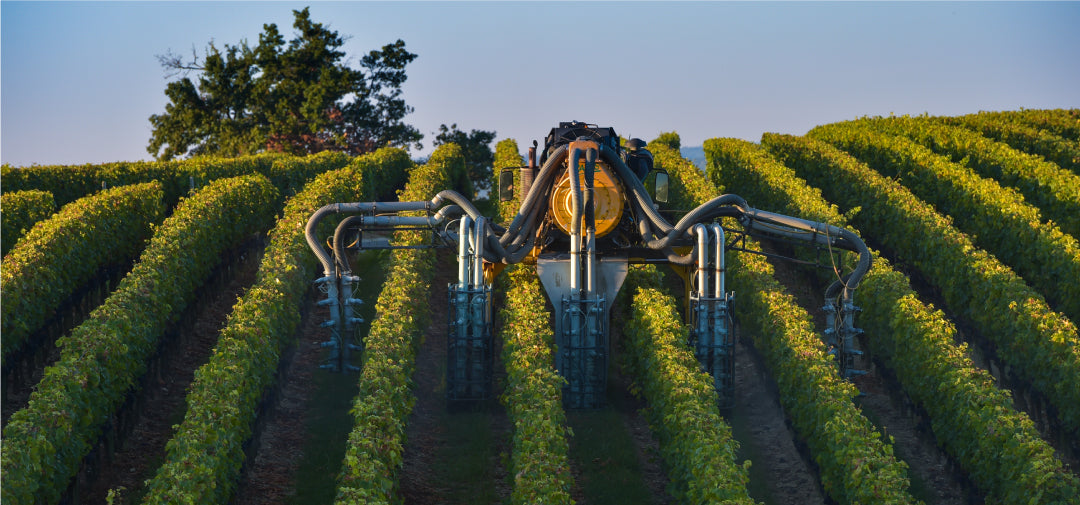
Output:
[{"left": 306, "top": 121, "right": 871, "bottom": 409}]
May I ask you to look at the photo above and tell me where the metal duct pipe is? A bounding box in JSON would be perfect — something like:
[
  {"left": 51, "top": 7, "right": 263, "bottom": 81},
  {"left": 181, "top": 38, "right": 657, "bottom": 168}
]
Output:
[
  {"left": 640, "top": 194, "right": 749, "bottom": 250},
  {"left": 712, "top": 223, "right": 725, "bottom": 298},
  {"left": 433, "top": 190, "right": 487, "bottom": 224},
  {"left": 568, "top": 147, "right": 584, "bottom": 298},
  {"left": 584, "top": 147, "right": 598, "bottom": 297},
  {"left": 333, "top": 215, "right": 364, "bottom": 275},
  {"left": 745, "top": 209, "right": 872, "bottom": 291},
  {"left": 694, "top": 224, "right": 709, "bottom": 299},
  {"left": 473, "top": 217, "right": 486, "bottom": 287},
  {"left": 358, "top": 215, "right": 441, "bottom": 227},
  {"left": 501, "top": 145, "right": 568, "bottom": 246},
  {"left": 458, "top": 216, "right": 472, "bottom": 289},
  {"left": 306, "top": 200, "right": 433, "bottom": 276}
]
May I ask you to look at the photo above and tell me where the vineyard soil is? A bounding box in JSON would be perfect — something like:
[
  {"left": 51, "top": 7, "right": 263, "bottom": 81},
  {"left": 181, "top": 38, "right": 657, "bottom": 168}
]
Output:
[
  {"left": 234, "top": 250, "right": 391, "bottom": 505},
  {"left": 568, "top": 308, "right": 669, "bottom": 505},
  {"left": 880, "top": 250, "right": 1080, "bottom": 469},
  {"left": 762, "top": 246, "right": 968, "bottom": 505},
  {"left": 233, "top": 290, "right": 325, "bottom": 505},
  {"left": 399, "top": 254, "right": 512, "bottom": 505},
  {"left": 80, "top": 241, "right": 264, "bottom": 504},
  {"left": 2, "top": 265, "right": 129, "bottom": 427},
  {"left": 31, "top": 222, "right": 975, "bottom": 505},
  {"left": 729, "top": 339, "right": 825, "bottom": 505}
]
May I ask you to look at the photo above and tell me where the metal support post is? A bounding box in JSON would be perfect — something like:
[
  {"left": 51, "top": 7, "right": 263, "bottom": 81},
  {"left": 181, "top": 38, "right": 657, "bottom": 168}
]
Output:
[
  {"left": 447, "top": 216, "right": 494, "bottom": 401},
  {"left": 688, "top": 224, "right": 735, "bottom": 408}
]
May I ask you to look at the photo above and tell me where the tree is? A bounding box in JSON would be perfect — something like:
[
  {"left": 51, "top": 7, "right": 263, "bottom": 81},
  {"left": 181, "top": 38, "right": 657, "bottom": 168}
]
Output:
[
  {"left": 432, "top": 123, "right": 496, "bottom": 198},
  {"left": 148, "top": 7, "right": 422, "bottom": 160}
]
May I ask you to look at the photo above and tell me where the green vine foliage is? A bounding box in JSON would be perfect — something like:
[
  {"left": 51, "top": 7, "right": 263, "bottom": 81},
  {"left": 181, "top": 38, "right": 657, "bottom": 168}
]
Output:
[
  {"left": 691, "top": 138, "right": 921, "bottom": 504},
  {"left": 762, "top": 131, "right": 1080, "bottom": 440},
  {"left": 747, "top": 133, "right": 1079, "bottom": 503},
  {"left": 499, "top": 266, "right": 575, "bottom": 505},
  {"left": 1, "top": 182, "right": 165, "bottom": 365},
  {"left": 1, "top": 189, "right": 55, "bottom": 257},
  {"left": 987, "top": 108, "right": 1080, "bottom": 141},
  {"left": 0, "top": 150, "right": 353, "bottom": 209},
  {"left": 488, "top": 137, "right": 575, "bottom": 504},
  {"left": 333, "top": 144, "right": 461, "bottom": 504},
  {"left": 1, "top": 154, "right": 274, "bottom": 207},
  {"left": 1, "top": 174, "right": 278, "bottom": 505},
  {"left": 141, "top": 147, "right": 412, "bottom": 504},
  {"left": 1, "top": 161, "right": 110, "bottom": 206},
  {"left": 624, "top": 275, "right": 757, "bottom": 504},
  {"left": 939, "top": 110, "right": 1080, "bottom": 173},
  {"left": 808, "top": 122, "right": 1080, "bottom": 325},
  {"left": 856, "top": 115, "right": 1080, "bottom": 238},
  {"left": 494, "top": 138, "right": 524, "bottom": 225}
]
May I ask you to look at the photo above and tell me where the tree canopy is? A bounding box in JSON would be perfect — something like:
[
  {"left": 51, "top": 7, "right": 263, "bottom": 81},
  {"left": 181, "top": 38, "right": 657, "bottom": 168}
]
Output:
[
  {"left": 432, "top": 123, "right": 496, "bottom": 198},
  {"left": 148, "top": 8, "right": 422, "bottom": 160}
]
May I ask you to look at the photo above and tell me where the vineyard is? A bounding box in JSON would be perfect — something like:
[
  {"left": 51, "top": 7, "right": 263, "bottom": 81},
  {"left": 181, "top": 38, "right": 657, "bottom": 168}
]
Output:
[{"left": 1, "top": 109, "right": 1079, "bottom": 505}]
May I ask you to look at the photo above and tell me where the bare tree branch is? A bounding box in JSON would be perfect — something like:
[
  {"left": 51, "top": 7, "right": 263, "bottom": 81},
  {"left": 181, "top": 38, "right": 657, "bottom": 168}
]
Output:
[{"left": 156, "top": 45, "right": 204, "bottom": 79}]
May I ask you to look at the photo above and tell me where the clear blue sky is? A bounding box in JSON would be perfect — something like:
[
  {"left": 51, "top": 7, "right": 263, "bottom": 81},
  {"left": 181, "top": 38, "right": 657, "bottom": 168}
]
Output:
[{"left": 2, "top": 1, "right": 1078, "bottom": 167}]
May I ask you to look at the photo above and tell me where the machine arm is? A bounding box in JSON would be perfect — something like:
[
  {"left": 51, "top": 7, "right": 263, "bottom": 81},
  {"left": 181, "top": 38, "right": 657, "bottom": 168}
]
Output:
[{"left": 303, "top": 128, "right": 872, "bottom": 396}]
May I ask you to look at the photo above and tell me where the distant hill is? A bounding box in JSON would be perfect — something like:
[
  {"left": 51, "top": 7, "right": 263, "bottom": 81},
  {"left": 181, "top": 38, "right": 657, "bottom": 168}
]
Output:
[{"left": 679, "top": 146, "right": 706, "bottom": 170}]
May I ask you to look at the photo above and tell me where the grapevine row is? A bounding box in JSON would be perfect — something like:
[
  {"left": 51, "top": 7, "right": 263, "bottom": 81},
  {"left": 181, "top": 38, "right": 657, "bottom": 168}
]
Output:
[
  {"left": 644, "top": 136, "right": 763, "bottom": 501},
  {"left": 694, "top": 138, "right": 920, "bottom": 504},
  {"left": 939, "top": 113, "right": 1080, "bottom": 175},
  {"left": 1, "top": 189, "right": 55, "bottom": 257},
  {"left": 333, "top": 144, "right": 461, "bottom": 503},
  {"left": 808, "top": 123, "right": 1080, "bottom": 325},
  {"left": 717, "top": 134, "right": 1079, "bottom": 502},
  {"left": 759, "top": 130, "right": 1080, "bottom": 436},
  {"left": 1, "top": 182, "right": 165, "bottom": 366},
  {"left": 733, "top": 233, "right": 917, "bottom": 504},
  {"left": 491, "top": 139, "right": 575, "bottom": 504},
  {"left": 1, "top": 174, "right": 279, "bottom": 505},
  {"left": 622, "top": 265, "right": 756, "bottom": 504},
  {"left": 141, "top": 148, "right": 412, "bottom": 503},
  {"left": 966, "top": 108, "right": 1080, "bottom": 142},
  {"left": 498, "top": 267, "right": 576, "bottom": 504},
  {"left": 494, "top": 138, "right": 524, "bottom": 224},
  {"left": 0, "top": 150, "right": 351, "bottom": 207},
  {"left": 651, "top": 132, "right": 714, "bottom": 213},
  {"left": 860, "top": 115, "right": 1080, "bottom": 238}
]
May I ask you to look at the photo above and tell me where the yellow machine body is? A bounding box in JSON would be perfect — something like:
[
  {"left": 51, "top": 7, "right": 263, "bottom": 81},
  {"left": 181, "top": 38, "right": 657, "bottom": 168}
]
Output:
[{"left": 548, "top": 159, "right": 625, "bottom": 238}]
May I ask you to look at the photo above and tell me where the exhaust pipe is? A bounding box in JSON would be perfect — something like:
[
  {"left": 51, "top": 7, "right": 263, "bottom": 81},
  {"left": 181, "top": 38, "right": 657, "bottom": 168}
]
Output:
[{"left": 521, "top": 140, "right": 537, "bottom": 201}]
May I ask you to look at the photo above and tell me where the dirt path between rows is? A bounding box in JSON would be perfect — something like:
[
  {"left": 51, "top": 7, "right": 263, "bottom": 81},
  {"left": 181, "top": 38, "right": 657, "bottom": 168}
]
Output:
[
  {"left": 729, "top": 338, "right": 826, "bottom": 505},
  {"left": 567, "top": 297, "right": 670, "bottom": 505},
  {"left": 215, "top": 244, "right": 971, "bottom": 505},
  {"left": 399, "top": 255, "right": 513, "bottom": 504},
  {"left": 648, "top": 266, "right": 824, "bottom": 505},
  {"left": 232, "top": 253, "right": 363, "bottom": 505},
  {"left": 398, "top": 254, "right": 455, "bottom": 502},
  {"left": 79, "top": 241, "right": 264, "bottom": 504},
  {"left": 233, "top": 293, "right": 320, "bottom": 505},
  {"left": 2, "top": 265, "right": 129, "bottom": 428},
  {"left": 763, "top": 248, "right": 969, "bottom": 505}
]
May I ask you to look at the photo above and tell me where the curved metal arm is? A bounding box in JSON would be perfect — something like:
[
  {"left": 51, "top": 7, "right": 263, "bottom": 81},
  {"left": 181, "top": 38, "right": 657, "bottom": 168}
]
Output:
[
  {"left": 306, "top": 199, "right": 446, "bottom": 276},
  {"left": 306, "top": 144, "right": 872, "bottom": 296}
]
